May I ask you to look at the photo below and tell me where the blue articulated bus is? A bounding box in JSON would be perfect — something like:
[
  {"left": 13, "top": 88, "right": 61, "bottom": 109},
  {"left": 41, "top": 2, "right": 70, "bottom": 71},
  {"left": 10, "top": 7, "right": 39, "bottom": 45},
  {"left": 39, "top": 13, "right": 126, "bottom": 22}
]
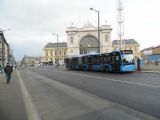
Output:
[{"left": 65, "top": 50, "right": 136, "bottom": 73}]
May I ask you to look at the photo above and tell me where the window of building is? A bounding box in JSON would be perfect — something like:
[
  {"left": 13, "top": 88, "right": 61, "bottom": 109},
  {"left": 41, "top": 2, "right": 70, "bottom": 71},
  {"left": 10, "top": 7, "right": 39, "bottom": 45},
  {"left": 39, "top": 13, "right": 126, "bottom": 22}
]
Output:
[
  {"left": 105, "top": 34, "right": 108, "bottom": 43},
  {"left": 70, "top": 36, "right": 74, "bottom": 44},
  {"left": 60, "top": 50, "right": 61, "bottom": 55},
  {"left": 135, "top": 47, "right": 137, "bottom": 51},
  {"left": 50, "top": 50, "right": 53, "bottom": 56},
  {"left": 80, "top": 36, "right": 98, "bottom": 54},
  {"left": 105, "top": 49, "right": 108, "bottom": 52},
  {"left": 46, "top": 51, "right": 48, "bottom": 56},
  {"left": 70, "top": 50, "right": 73, "bottom": 53},
  {"left": 55, "top": 50, "right": 59, "bottom": 55}
]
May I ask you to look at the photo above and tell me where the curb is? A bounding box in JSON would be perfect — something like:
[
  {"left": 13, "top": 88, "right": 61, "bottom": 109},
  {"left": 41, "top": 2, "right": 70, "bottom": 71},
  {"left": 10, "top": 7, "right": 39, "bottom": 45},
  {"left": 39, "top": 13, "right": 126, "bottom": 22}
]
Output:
[
  {"left": 16, "top": 70, "right": 40, "bottom": 120},
  {"left": 141, "top": 71, "right": 160, "bottom": 73}
]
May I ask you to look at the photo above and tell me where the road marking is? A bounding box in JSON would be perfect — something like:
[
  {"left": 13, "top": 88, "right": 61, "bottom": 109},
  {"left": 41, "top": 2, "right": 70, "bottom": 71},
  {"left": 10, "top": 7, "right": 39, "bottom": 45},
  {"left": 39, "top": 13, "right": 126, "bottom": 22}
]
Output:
[
  {"left": 151, "top": 78, "right": 160, "bottom": 80},
  {"left": 52, "top": 70, "right": 160, "bottom": 88},
  {"left": 17, "top": 70, "right": 40, "bottom": 120},
  {"left": 27, "top": 70, "right": 160, "bottom": 120},
  {"left": 27, "top": 70, "right": 111, "bottom": 111}
]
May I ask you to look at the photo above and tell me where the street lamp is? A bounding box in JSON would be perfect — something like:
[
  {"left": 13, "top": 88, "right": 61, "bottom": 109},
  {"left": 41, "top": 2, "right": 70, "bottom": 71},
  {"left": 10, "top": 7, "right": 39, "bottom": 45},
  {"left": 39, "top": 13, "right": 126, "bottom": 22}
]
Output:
[
  {"left": 90, "top": 8, "right": 100, "bottom": 53},
  {"left": 52, "top": 33, "right": 59, "bottom": 67}
]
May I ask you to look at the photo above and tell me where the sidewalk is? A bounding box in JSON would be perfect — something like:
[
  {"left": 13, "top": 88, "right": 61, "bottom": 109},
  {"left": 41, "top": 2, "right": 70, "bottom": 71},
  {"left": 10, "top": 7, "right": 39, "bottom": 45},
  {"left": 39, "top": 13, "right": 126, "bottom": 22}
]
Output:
[
  {"left": 141, "top": 65, "right": 160, "bottom": 73},
  {"left": 0, "top": 70, "right": 27, "bottom": 120}
]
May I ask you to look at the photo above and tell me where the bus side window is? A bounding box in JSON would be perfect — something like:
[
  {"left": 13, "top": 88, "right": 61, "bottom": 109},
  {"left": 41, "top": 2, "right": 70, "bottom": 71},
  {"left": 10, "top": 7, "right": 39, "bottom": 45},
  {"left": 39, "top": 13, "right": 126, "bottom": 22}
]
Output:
[
  {"left": 82, "top": 57, "right": 84, "bottom": 63},
  {"left": 116, "top": 56, "right": 119, "bottom": 61},
  {"left": 92, "top": 57, "right": 95, "bottom": 64},
  {"left": 109, "top": 56, "right": 111, "bottom": 64},
  {"left": 82, "top": 57, "right": 87, "bottom": 64},
  {"left": 85, "top": 57, "right": 88, "bottom": 64},
  {"left": 88, "top": 57, "right": 92, "bottom": 64},
  {"left": 100, "top": 56, "right": 104, "bottom": 64},
  {"left": 97, "top": 56, "right": 100, "bottom": 63},
  {"left": 112, "top": 56, "right": 115, "bottom": 64},
  {"left": 116, "top": 54, "right": 121, "bottom": 64},
  {"left": 95, "top": 56, "right": 98, "bottom": 64},
  {"left": 104, "top": 55, "right": 111, "bottom": 64}
]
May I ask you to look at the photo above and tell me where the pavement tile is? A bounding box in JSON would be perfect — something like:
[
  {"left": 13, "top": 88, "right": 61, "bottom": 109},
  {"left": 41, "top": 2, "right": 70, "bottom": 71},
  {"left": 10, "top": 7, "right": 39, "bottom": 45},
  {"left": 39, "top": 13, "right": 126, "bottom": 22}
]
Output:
[{"left": 0, "top": 71, "right": 27, "bottom": 120}]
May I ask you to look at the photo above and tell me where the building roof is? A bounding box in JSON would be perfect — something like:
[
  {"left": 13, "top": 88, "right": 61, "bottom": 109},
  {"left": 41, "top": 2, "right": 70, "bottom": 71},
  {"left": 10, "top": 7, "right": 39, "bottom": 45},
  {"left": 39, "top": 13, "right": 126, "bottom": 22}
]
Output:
[
  {"left": 0, "top": 32, "right": 9, "bottom": 46},
  {"left": 141, "top": 45, "right": 160, "bottom": 51},
  {"left": 44, "top": 42, "right": 67, "bottom": 48},
  {"left": 112, "top": 39, "right": 139, "bottom": 45}
]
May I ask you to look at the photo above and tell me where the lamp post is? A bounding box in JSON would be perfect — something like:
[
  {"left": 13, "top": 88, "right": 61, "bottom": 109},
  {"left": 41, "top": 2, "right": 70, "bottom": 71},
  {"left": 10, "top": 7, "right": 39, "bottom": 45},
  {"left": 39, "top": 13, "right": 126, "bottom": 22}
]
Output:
[
  {"left": 52, "top": 33, "right": 59, "bottom": 67},
  {"left": 90, "top": 8, "right": 100, "bottom": 53}
]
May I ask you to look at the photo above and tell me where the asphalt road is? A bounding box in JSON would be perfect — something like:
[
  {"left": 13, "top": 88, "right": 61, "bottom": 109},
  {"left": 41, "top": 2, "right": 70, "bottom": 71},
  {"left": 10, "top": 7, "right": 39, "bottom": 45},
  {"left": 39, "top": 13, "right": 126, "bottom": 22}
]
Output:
[{"left": 19, "top": 66, "right": 160, "bottom": 120}]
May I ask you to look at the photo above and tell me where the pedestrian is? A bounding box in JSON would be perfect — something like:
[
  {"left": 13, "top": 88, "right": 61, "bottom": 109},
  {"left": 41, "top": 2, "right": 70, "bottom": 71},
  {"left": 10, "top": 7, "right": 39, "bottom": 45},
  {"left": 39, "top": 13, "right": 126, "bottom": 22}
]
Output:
[
  {"left": 4, "top": 63, "right": 13, "bottom": 84},
  {"left": 155, "top": 60, "right": 158, "bottom": 66},
  {"left": 137, "top": 57, "right": 141, "bottom": 71},
  {"left": 0, "top": 65, "right": 3, "bottom": 74}
]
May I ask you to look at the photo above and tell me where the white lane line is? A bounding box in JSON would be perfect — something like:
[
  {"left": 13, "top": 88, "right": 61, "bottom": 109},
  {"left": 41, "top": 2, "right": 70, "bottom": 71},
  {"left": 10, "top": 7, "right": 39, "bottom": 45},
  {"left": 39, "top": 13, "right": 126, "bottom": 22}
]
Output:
[
  {"left": 151, "top": 78, "right": 160, "bottom": 80},
  {"left": 17, "top": 70, "right": 40, "bottom": 120},
  {"left": 27, "top": 70, "right": 111, "bottom": 111},
  {"left": 52, "top": 70, "right": 160, "bottom": 88}
]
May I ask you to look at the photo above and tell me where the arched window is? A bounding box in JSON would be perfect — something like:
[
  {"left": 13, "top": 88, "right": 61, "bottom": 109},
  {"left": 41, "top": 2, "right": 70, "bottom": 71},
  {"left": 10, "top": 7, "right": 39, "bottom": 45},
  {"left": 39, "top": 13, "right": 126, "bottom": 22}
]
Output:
[
  {"left": 105, "top": 34, "right": 108, "bottom": 43},
  {"left": 80, "top": 36, "right": 98, "bottom": 54},
  {"left": 70, "top": 50, "right": 73, "bottom": 54},
  {"left": 59, "top": 50, "right": 61, "bottom": 55},
  {"left": 70, "top": 36, "right": 74, "bottom": 44}
]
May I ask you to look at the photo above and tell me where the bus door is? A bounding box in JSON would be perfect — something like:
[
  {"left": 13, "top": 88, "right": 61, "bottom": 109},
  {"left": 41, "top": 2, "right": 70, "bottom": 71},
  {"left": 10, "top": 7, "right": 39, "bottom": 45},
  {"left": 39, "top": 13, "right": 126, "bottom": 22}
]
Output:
[{"left": 111, "top": 53, "right": 121, "bottom": 72}]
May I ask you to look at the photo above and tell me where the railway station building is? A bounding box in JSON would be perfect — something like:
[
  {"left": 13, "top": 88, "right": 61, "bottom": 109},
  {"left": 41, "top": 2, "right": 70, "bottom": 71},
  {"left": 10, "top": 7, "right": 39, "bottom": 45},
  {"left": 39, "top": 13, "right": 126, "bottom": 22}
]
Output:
[{"left": 66, "top": 23, "right": 112, "bottom": 57}]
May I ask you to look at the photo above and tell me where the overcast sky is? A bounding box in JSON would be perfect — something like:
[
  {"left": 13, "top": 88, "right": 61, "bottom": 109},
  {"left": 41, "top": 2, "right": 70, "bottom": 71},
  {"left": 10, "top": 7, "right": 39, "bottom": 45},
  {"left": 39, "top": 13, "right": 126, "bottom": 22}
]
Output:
[{"left": 0, "top": 0, "right": 160, "bottom": 60}]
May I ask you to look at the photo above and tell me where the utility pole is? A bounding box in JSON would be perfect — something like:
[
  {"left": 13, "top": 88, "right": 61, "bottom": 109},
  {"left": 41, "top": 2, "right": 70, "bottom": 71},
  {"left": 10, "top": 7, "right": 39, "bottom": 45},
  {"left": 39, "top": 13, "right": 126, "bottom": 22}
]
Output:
[
  {"left": 117, "top": 0, "right": 124, "bottom": 50},
  {"left": 90, "top": 8, "right": 100, "bottom": 53},
  {"left": 52, "top": 33, "right": 59, "bottom": 67}
]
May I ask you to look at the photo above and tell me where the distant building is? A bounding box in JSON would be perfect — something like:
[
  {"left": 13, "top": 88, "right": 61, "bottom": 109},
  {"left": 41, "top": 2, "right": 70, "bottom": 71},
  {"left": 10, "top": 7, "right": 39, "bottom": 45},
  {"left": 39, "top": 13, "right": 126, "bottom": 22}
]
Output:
[
  {"left": 0, "top": 32, "right": 9, "bottom": 67},
  {"left": 8, "top": 48, "right": 15, "bottom": 66},
  {"left": 141, "top": 45, "right": 160, "bottom": 65},
  {"left": 112, "top": 39, "right": 140, "bottom": 57},
  {"left": 66, "top": 23, "right": 112, "bottom": 57},
  {"left": 42, "top": 42, "right": 67, "bottom": 65},
  {"left": 22, "top": 55, "right": 41, "bottom": 67}
]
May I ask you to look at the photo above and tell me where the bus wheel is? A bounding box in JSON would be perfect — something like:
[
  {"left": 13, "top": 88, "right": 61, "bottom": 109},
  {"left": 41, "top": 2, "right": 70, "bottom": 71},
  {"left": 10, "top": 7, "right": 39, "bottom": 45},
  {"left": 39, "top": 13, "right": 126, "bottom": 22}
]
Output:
[{"left": 105, "top": 67, "right": 110, "bottom": 73}]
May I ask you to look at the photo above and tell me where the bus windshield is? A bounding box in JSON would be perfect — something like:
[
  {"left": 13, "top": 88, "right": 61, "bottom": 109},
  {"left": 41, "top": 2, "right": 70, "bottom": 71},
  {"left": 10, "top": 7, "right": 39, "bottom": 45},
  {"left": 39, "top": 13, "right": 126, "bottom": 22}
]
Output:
[{"left": 122, "top": 54, "right": 135, "bottom": 64}]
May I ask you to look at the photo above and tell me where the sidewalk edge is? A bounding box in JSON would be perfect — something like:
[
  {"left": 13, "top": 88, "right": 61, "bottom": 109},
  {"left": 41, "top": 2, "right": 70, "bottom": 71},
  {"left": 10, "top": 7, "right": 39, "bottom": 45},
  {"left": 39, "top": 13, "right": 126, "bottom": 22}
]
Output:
[
  {"left": 141, "top": 71, "right": 160, "bottom": 73},
  {"left": 16, "top": 70, "right": 40, "bottom": 120}
]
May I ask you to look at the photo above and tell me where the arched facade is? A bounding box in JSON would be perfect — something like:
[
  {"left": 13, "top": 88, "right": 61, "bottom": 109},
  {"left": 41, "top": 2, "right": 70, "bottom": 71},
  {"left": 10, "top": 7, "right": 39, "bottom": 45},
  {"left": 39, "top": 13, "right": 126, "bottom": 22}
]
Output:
[
  {"left": 80, "top": 35, "right": 98, "bottom": 54},
  {"left": 66, "top": 24, "right": 112, "bottom": 57}
]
